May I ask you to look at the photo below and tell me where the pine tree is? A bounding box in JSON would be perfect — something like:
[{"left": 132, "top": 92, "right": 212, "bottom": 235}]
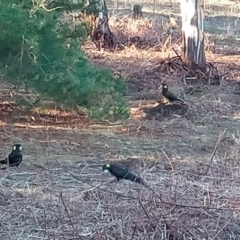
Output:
[{"left": 0, "top": 0, "right": 129, "bottom": 120}]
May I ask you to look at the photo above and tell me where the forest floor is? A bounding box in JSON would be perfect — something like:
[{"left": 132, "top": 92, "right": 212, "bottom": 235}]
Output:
[{"left": 1, "top": 1, "right": 240, "bottom": 239}]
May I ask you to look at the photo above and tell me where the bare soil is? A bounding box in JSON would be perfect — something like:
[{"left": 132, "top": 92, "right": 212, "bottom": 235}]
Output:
[{"left": 1, "top": 3, "right": 240, "bottom": 239}]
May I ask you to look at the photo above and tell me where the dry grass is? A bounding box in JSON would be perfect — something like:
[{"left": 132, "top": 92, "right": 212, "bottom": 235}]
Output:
[
  {"left": 1, "top": 2, "right": 240, "bottom": 239},
  {"left": 1, "top": 142, "right": 240, "bottom": 239}
]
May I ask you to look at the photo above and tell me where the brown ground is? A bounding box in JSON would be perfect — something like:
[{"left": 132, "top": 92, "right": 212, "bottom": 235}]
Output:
[{"left": 1, "top": 3, "right": 240, "bottom": 240}]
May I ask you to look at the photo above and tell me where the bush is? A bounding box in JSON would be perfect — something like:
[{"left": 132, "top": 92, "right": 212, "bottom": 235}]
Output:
[{"left": 0, "top": 1, "right": 129, "bottom": 120}]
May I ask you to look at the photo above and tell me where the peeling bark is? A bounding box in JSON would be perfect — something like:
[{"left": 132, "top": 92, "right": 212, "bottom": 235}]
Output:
[{"left": 181, "top": 0, "right": 206, "bottom": 70}]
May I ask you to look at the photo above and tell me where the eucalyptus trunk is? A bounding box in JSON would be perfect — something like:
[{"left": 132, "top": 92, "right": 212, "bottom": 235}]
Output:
[{"left": 180, "top": 0, "right": 206, "bottom": 70}]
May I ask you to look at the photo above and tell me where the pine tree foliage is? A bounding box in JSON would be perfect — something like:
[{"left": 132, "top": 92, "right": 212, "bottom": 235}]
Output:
[{"left": 0, "top": 0, "right": 129, "bottom": 120}]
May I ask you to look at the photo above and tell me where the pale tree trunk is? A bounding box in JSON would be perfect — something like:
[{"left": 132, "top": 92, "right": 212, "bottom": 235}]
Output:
[{"left": 180, "top": 0, "right": 206, "bottom": 70}]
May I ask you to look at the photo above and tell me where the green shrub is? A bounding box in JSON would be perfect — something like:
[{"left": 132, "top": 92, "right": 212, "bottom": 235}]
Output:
[{"left": 0, "top": 1, "right": 129, "bottom": 120}]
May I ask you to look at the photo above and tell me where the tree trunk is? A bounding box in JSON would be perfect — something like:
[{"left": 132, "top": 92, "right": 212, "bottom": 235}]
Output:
[
  {"left": 180, "top": 0, "right": 206, "bottom": 70},
  {"left": 92, "top": 0, "right": 116, "bottom": 51},
  {"left": 95, "top": 0, "right": 108, "bottom": 20}
]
